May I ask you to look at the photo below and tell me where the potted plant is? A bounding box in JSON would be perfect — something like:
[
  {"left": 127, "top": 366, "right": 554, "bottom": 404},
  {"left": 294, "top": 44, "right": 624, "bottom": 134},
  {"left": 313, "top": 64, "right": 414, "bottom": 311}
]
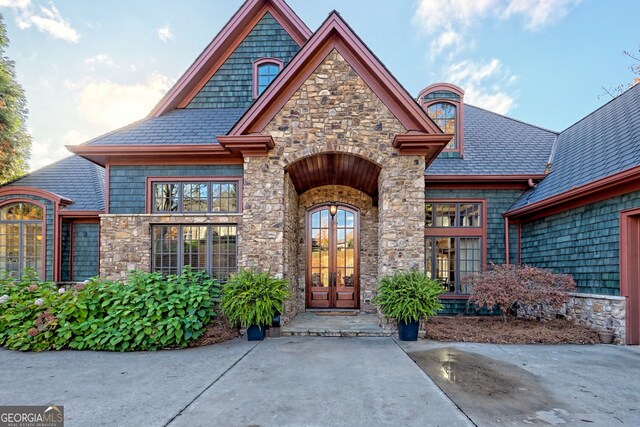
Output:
[
  {"left": 220, "top": 270, "right": 290, "bottom": 341},
  {"left": 373, "top": 270, "right": 445, "bottom": 341}
]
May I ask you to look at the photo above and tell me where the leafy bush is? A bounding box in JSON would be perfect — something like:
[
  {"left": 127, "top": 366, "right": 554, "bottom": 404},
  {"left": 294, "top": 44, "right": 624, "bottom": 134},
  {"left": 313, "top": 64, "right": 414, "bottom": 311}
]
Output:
[
  {"left": 373, "top": 270, "right": 445, "bottom": 323},
  {"left": 220, "top": 270, "right": 290, "bottom": 328},
  {"left": 0, "top": 269, "right": 219, "bottom": 352},
  {"left": 464, "top": 264, "right": 576, "bottom": 320}
]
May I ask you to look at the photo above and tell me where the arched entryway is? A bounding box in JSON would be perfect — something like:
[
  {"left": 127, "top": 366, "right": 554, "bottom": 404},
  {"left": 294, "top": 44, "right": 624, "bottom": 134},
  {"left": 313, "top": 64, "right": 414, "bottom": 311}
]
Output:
[{"left": 306, "top": 204, "right": 359, "bottom": 309}]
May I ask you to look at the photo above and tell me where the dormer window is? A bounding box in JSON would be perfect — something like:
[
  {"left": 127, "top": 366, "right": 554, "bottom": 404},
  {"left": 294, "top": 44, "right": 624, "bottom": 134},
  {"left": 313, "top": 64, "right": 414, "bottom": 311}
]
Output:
[
  {"left": 253, "top": 58, "right": 283, "bottom": 98},
  {"left": 418, "top": 83, "right": 465, "bottom": 155}
]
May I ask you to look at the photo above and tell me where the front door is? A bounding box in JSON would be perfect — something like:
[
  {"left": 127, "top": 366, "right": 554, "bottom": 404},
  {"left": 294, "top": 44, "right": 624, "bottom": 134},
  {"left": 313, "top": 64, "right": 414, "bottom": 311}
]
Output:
[{"left": 307, "top": 205, "right": 359, "bottom": 309}]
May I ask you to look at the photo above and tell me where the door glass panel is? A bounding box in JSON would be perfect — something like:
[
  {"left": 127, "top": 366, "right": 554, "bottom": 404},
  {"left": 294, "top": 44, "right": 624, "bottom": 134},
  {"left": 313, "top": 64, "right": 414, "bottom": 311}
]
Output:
[
  {"left": 336, "top": 210, "right": 355, "bottom": 288},
  {"left": 310, "top": 210, "right": 329, "bottom": 287}
]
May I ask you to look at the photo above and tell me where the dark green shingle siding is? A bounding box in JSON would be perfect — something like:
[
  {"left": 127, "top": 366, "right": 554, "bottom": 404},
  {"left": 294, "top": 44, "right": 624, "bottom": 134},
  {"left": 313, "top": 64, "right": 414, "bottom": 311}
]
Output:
[
  {"left": 72, "top": 223, "right": 99, "bottom": 281},
  {"left": 520, "top": 191, "right": 640, "bottom": 295},
  {"left": 187, "top": 13, "right": 300, "bottom": 109},
  {"left": 0, "top": 194, "right": 54, "bottom": 281},
  {"left": 438, "top": 299, "right": 498, "bottom": 316},
  {"left": 109, "top": 165, "right": 243, "bottom": 214}
]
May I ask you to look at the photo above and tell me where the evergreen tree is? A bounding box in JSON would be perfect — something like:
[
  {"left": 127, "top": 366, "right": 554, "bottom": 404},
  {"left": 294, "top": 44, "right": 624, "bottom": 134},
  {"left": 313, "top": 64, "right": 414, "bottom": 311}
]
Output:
[{"left": 0, "top": 13, "right": 31, "bottom": 185}]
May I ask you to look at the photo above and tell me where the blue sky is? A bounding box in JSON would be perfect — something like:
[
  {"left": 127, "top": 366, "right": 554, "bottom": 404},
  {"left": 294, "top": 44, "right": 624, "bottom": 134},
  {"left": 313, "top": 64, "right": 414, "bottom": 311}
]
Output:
[{"left": 1, "top": 0, "right": 638, "bottom": 171}]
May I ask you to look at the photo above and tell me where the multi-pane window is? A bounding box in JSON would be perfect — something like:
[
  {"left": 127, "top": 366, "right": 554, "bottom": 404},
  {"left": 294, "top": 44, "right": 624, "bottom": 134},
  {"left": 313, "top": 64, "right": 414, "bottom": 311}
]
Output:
[
  {"left": 257, "top": 63, "right": 280, "bottom": 95},
  {"left": 0, "top": 202, "right": 44, "bottom": 278},
  {"left": 427, "top": 102, "right": 457, "bottom": 148},
  {"left": 425, "top": 202, "right": 483, "bottom": 293},
  {"left": 152, "top": 224, "right": 237, "bottom": 281},
  {"left": 152, "top": 181, "right": 239, "bottom": 213}
]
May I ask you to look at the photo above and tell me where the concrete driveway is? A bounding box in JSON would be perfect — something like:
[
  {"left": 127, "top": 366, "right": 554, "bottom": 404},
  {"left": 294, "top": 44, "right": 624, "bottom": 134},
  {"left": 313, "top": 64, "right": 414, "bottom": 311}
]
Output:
[{"left": 1, "top": 338, "right": 639, "bottom": 427}]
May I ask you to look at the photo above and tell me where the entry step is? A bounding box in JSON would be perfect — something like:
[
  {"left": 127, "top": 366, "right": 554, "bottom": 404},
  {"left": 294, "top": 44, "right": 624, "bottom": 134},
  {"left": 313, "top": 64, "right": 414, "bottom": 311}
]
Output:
[{"left": 281, "top": 312, "right": 394, "bottom": 338}]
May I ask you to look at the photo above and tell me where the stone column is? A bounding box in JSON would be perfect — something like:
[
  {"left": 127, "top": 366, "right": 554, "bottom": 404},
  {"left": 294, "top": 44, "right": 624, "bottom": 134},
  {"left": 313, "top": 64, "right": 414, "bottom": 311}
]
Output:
[
  {"left": 377, "top": 156, "right": 426, "bottom": 278},
  {"left": 239, "top": 157, "right": 286, "bottom": 276}
]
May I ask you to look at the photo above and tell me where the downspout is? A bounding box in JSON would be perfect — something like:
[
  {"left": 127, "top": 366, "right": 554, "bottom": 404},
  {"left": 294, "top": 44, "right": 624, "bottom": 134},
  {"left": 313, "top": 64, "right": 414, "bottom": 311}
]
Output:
[{"left": 504, "top": 217, "right": 510, "bottom": 265}]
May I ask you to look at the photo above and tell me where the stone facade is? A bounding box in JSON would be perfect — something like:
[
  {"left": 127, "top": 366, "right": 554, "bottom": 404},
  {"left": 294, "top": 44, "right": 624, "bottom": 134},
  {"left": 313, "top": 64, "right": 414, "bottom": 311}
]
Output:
[
  {"left": 297, "top": 185, "right": 379, "bottom": 313},
  {"left": 100, "top": 214, "right": 242, "bottom": 279},
  {"left": 237, "top": 48, "right": 426, "bottom": 319}
]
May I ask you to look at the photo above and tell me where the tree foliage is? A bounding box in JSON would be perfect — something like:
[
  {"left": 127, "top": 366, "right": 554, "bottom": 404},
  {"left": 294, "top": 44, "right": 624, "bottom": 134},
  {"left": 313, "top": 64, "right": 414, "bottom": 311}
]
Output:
[
  {"left": 600, "top": 44, "right": 640, "bottom": 99},
  {"left": 0, "top": 13, "right": 31, "bottom": 185},
  {"left": 464, "top": 264, "right": 575, "bottom": 321}
]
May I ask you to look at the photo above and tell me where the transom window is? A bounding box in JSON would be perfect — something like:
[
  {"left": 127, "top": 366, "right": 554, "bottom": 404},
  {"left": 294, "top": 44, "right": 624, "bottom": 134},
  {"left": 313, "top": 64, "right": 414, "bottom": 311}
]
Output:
[
  {"left": 423, "top": 90, "right": 460, "bottom": 102},
  {"left": 152, "top": 181, "right": 239, "bottom": 213},
  {"left": 152, "top": 224, "right": 237, "bottom": 281},
  {"left": 426, "top": 203, "right": 481, "bottom": 227},
  {"left": 425, "top": 201, "right": 484, "bottom": 293},
  {"left": 0, "top": 202, "right": 44, "bottom": 278},
  {"left": 427, "top": 102, "right": 457, "bottom": 149}
]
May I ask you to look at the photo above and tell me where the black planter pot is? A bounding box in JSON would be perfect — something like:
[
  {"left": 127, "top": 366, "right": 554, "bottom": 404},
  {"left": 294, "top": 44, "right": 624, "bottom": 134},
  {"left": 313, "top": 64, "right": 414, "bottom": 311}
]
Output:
[
  {"left": 247, "top": 325, "right": 266, "bottom": 341},
  {"left": 398, "top": 320, "right": 419, "bottom": 341}
]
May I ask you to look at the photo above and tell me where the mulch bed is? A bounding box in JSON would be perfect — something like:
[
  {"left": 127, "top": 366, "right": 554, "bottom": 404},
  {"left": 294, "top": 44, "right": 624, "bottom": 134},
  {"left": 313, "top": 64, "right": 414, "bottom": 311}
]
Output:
[
  {"left": 189, "top": 316, "right": 240, "bottom": 347},
  {"left": 425, "top": 316, "right": 601, "bottom": 344}
]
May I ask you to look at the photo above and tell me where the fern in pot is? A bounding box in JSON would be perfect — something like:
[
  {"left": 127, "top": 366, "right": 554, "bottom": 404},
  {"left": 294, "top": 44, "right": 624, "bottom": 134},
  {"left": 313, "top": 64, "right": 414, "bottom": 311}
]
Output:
[
  {"left": 220, "top": 270, "right": 290, "bottom": 341},
  {"left": 373, "top": 270, "right": 445, "bottom": 341}
]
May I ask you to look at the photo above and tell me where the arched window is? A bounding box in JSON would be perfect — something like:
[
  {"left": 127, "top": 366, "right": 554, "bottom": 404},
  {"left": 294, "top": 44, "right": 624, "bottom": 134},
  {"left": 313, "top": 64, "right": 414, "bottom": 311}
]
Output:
[
  {"left": 427, "top": 102, "right": 457, "bottom": 148},
  {"left": 419, "top": 84, "right": 465, "bottom": 154},
  {"left": 0, "top": 202, "right": 44, "bottom": 278},
  {"left": 253, "top": 58, "right": 283, "bottom": 97}
]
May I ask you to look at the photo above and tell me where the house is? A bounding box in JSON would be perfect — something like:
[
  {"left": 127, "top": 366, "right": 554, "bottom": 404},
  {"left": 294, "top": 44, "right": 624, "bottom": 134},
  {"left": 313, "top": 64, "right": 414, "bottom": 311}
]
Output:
[{"left": 0, "top": 0, "right": 638, "bottom": 343}]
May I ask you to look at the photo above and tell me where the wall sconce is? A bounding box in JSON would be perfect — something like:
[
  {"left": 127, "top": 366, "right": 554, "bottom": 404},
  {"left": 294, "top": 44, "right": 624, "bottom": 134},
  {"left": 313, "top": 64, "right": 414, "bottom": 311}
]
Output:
[{"left": 329, "top": 203, "right": 338, "bottom": 218}]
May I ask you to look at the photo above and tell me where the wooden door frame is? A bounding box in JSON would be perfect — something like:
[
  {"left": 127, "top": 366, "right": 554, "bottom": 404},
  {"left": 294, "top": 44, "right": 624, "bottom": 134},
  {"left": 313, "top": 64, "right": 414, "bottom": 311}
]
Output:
[
  {"left": 621, "top": 207, "right": 640, "bottom": 345},
  {"left": 305, "top": 203, "right": 360, "bottom": 309}
]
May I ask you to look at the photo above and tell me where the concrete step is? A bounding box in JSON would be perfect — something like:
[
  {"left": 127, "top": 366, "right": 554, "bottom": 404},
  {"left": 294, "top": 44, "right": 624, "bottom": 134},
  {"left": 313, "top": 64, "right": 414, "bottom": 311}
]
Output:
[{"left": 281, "top": 312, "right": 395, "bottom": 338}]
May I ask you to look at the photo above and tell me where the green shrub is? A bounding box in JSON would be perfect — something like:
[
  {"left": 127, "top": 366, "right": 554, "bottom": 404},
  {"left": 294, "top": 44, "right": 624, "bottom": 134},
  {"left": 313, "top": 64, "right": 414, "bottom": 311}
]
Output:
[
  {"left": 220, "top": 270, "right": 290, "bottom": 328},
  {"left": 0, "top": 269, "right": 219, "bottom": 352},
  {"left": 373, "top": 270, "right": 445, "bottom": 323}
]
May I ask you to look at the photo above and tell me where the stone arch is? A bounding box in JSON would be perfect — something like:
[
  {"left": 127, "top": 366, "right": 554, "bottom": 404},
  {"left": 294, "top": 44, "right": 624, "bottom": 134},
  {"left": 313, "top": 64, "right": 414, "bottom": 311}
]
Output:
[{"left": 280, "top": 145, "right": 386, "bottom": 170}]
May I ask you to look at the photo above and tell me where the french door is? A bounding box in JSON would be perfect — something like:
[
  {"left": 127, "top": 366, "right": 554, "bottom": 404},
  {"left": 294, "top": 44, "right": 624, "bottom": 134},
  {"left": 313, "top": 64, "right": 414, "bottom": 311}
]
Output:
[{"left": 306, "top": 205, "right": 359, "bottom": 309}]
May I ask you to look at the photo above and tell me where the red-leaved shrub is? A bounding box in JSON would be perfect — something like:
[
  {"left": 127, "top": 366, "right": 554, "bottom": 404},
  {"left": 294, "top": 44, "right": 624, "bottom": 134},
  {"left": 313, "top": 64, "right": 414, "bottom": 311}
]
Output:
[{"left": 463, "top": 264, "right": 576, "bottom": 320}]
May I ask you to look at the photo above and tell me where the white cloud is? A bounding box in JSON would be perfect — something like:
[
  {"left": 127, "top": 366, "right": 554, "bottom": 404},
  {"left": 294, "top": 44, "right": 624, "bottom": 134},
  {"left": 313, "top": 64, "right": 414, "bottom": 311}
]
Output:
[
  {"left": 443, "top": 59, "right": 517, "bottom": 114},
  {"left": 1, "top": 0, "right": 80, "bottom": 43},
  {"left": 414, "top": 0, "right": 580, "bottom": 55},
  {"left": 84, "top": 54, "right": 118, "bottom": 68},
  {"left": 503, "top": 0, "right": 581, "bottom": 30},
  {"left": 157, "top": 25, "right": 174, "bottom": 43},
  {"left": 29, "top": 137, "right": 71, "bottom": 171},
  {"left": 76, "top": 73, "right": 174, "bottom": 130}
]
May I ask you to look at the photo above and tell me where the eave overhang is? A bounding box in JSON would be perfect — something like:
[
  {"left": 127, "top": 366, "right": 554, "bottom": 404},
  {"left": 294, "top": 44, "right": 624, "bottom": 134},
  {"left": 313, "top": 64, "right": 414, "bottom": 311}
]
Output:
[
  {"left": 426, "top": 174, "right": 546, "bottom": 190},
  {"left": 393, "top": 133, "right": 453, "bottom": 161},
  {"left": 0, "top": 186, "right": 74, "bottom": 206},
  {"left": 505, "top": 165, "right": 640, "bottom": 221}
]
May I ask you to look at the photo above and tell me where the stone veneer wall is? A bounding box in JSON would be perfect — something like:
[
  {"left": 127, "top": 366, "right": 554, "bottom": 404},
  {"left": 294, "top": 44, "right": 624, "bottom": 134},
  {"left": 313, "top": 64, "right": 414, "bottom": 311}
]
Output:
[
  {"left": 519, "top": 293, "right": 627, "bottom": 344},
  {"left": 282, "top": 173, "right": 299, "bottom": 323},
  {"left": 100, "top": 214, "right": 242, "bottom": 279},
  {"left": 297, "top": 185, "right": 379, "bottom": 314}
]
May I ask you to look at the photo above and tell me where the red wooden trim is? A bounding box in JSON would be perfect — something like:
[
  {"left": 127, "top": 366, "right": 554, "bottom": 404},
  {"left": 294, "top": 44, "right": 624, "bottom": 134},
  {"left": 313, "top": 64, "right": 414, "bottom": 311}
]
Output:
[
  {"left": 145, "top": 176, "right": 244, "bottom": 214},
  {"left": 0, "top": 198, "right": 47, "bottom": 281},
  {"left": 216, "top": 135, "right": 275, "bottom": 157},
  {"left": 105, "top": 162, "right": 110, "bottom": 214},
  {"left": 506, "top": 165, "right": 640, "bottom": 220},
  {"left": 150, "top": 0, "right": 311, "bottom": 117},
  {"left": 108, "top": 158, "right": 244, "bottom": 166},
  {"left": 67, "top": 144, "right": 237, "bottom": 167},
  {"left": 427, "top": 174, "right": 546, "bottom": 182},
  {"left": 53, "top": 203, "right": 60, "bottom": 282},
  {"left": 418, "top": 83, "right": 465, "bottom": 100},
  {"left": 252, "top": 57, "right": 283, "bottom": 98},
  {"left": 229, "top": 13, "right": 442, "bottom": 136},
  {"left": 620, "top": 207, "right": 640, "bottom": 345},
  {"left": 58, "top": 211, "right": 103, "bottom": 218},
  {"left": 0, "top": 187, "right": 73, "bottom": 205},
  {"left": 425, "top": 228, "right": 483, "bottom": 237},
  {"left": 392, "top": 133, "right": 452, "bottom": 159}
]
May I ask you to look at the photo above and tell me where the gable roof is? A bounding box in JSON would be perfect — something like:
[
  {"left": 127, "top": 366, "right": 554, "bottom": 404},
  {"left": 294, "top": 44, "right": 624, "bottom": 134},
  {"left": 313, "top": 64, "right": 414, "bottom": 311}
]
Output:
[
  {"left": 2, "top": 156, "right": 105, "bottom": 211},
  {"left": 149, "top": 0, "right": 311, "bottom": 117},
  {"left": 83, "top": 108, "right": 245, "bottom": 146},
  {"left": 509, "top": 84, "right": 640, "bottom": 213},
  {"left": 229, "top": 11, "right": 444, "bottom": 136},
  {"left": 426, "top": 104, "right": 558, "bottom": 176}
]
